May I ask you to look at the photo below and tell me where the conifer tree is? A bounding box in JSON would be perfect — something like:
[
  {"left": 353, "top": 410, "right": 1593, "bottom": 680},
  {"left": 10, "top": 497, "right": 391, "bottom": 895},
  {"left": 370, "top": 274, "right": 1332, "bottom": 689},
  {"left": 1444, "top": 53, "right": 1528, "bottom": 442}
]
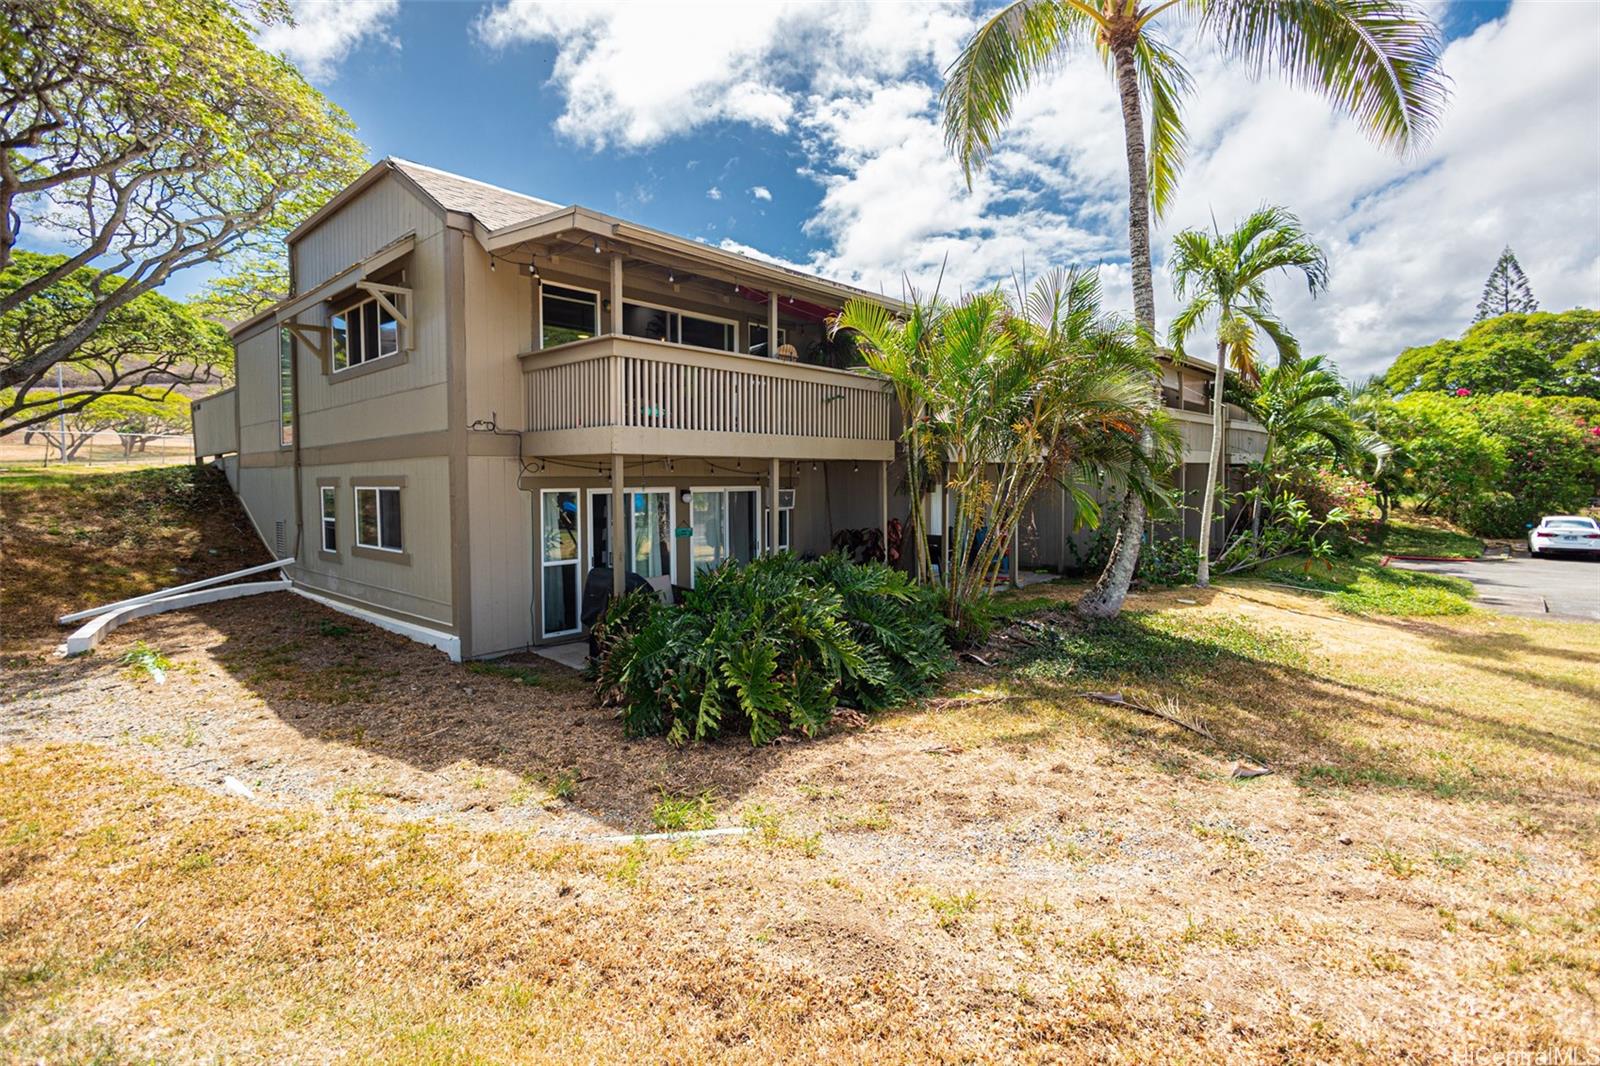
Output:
[{"left": 1474, "top": 246, "right": 1539, "bottom": 322}]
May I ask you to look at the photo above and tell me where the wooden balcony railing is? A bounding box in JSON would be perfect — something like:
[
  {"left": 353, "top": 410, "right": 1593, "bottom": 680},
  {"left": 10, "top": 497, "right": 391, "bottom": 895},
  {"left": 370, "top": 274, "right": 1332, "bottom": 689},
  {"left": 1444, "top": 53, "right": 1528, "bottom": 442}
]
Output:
[{"left": 519, "top": 336, "right": 894, "bottom": 460}]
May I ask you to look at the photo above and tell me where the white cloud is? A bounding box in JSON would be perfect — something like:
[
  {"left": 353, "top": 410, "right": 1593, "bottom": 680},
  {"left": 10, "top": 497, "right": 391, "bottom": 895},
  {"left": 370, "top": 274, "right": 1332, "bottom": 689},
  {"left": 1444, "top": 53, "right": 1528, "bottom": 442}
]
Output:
[
  {"left": 750, "top": 186, "right": 773, "bottom": 202},
  {"left": 478, "top": 0, "right": 1600, "bottom": 377},
  {"left": 706, "top": 186, "right": 722, "bottom": 201},
  {"left": 257, "top": 0, "right": 400, "bottom": 82}
]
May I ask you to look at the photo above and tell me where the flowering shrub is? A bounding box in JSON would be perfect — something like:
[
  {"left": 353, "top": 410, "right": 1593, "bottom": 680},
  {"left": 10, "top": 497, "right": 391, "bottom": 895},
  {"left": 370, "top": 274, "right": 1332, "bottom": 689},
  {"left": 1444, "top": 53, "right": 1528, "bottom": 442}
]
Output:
[{"left": 1272, "top": 466, "right": 1378, "bottom": 525}]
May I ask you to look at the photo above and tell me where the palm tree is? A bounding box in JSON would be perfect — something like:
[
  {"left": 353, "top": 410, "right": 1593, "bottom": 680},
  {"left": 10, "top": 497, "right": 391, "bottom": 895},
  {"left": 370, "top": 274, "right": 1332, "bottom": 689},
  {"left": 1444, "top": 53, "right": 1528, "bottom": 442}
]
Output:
[
  {"left": 835, "top": 268, "right": 1173, "bottom": 633},
  {"left": 1168, "top": 205, "right": 1328, "bottom": 585},
  {"left": 942, "top": 0, "right": 1447, "bottom": 617},
  {"left": 1249, "top": 354, "right": 1357, "bottom": 471},
  {"left": 1240, "top": 353, "right": 1374, "bottom": 535}
]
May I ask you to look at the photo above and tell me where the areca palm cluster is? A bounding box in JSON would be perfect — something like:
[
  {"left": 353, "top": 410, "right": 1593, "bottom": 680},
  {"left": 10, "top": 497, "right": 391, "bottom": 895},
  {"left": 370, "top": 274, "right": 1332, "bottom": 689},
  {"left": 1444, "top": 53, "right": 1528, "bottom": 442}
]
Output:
[
  {"left": 1168, "top": 206, "right": 1328, "bottom": 584},
  {"left": 942, "top": 0, "right": 1447, "bottom": 617},
  {"left": 837, "top": 268, "right": 1175, "bottom": 636},
  {"left": 1239, "top": 353, "right": 1381, "bottom": 535}
]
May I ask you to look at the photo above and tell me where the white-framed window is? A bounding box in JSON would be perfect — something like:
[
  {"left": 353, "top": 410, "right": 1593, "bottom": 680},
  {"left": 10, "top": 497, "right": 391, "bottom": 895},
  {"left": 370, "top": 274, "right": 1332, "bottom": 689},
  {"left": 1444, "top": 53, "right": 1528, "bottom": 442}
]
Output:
[
  {"left": 541, "top": 283, "right": 600, "bottom": 348},
  {"left": 747, "top": 322, "right": 787, "bottom": 356},
  {"left": 320, "top": 486, "right": 337, "bottom": 553},
  {"left": 332, "top": 294, "right": 404, "bottom": 372},
  {"left": 623, "top": 300, "right": 736, "bottom": 352},
  {"left": 766, "top": 488, "right": 795, "bottom": 553},
  {"left": 354, "top": 486, "right": 403, "bottom": 552},
  {"left": 278, "top": 328, "right": 294, "bottom": 447}
]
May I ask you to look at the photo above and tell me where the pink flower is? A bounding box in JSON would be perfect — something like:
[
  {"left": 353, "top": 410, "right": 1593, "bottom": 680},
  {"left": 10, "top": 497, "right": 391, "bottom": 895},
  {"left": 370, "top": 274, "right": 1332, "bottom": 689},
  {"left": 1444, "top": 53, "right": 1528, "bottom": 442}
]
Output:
[{"left": 1454, "top": 387, "right": 1471, "bottom": 397}]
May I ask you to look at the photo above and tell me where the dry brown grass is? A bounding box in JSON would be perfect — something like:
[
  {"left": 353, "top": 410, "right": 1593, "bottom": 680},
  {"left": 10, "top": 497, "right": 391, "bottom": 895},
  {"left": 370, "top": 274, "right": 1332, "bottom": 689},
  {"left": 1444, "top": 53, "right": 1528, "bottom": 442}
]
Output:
[{"left": 2, "top": 471, "right": 1598, "bottom": 1063}]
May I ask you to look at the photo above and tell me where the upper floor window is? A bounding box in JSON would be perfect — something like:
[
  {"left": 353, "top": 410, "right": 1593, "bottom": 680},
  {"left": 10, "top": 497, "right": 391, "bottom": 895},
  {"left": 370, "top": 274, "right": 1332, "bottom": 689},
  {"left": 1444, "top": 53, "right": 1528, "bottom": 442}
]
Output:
[
  {"left": 278, "top": 328, "right": 294, "bottom": 446},
  {"left": 332, "top": 294, "right": 404, "bottom": 372},
  {"left": 542, "top": 284, "right": 598, "bottom": 348},
  {"left": 623, "top": 301, "right": 735, "bottom": 352}
]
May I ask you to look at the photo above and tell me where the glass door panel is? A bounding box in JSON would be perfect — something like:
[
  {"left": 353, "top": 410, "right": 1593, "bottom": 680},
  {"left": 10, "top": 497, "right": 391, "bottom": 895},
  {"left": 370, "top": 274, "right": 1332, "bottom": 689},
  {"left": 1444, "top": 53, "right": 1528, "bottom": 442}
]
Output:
[
  {"left": 728, "top": 489, "right": 759, "bottom": 564},
  {"left": 630, "top": 490, "right": 672, "bottom": 584},
  {"left": 540, "top": 489, "right": 581, "bottom": 637},
  {"left": 691, "top": 491, "right": 727, "bottom": 578}
]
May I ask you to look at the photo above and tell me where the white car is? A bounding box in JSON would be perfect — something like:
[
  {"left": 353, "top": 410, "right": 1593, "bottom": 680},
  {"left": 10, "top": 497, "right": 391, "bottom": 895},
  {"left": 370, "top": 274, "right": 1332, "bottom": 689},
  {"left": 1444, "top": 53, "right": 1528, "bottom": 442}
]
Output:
[{"left": 1528, "top": 515, "right": 1600, "bottom": 557}]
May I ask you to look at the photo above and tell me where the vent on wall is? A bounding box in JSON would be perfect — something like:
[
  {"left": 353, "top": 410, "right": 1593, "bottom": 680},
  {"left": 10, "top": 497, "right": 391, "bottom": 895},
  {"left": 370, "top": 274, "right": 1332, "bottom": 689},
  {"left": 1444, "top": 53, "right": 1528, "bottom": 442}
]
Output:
[{"left": 275, "top": 520, "right": 286, "bottom": 557}]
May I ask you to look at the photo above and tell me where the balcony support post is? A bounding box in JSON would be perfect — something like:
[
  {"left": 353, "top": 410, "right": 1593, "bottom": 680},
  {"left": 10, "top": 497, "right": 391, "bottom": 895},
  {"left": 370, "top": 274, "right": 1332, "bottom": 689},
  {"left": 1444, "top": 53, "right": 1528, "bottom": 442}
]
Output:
[
  {"left": 609, "top": 255, "right": 624, "bottom": 335},
  {"left": 767, "top": 291, "right": 779, "bottom": 358},
  {"left": 768, "top": 457, "right": 780, "bottom": 555},
  {"left": 610, "top": 453, "right": 625, "bottom": 599}
]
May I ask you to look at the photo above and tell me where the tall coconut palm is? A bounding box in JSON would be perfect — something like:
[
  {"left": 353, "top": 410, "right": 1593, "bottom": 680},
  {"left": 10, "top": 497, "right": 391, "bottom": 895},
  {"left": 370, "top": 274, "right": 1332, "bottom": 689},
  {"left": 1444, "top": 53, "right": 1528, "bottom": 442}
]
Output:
[
  {"left": 942, "top": 0, "right": 1447, "bottom": 617},
  {"left": 1168, "top": 205, "right": 1328, "bottom": 585}
]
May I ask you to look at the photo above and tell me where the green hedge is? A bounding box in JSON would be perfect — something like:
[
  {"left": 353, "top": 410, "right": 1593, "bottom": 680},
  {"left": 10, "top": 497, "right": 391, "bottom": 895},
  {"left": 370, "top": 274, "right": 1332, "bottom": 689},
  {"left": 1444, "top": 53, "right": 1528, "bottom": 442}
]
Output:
[{"left": 593, "top": 554, "right": 950, "bottom": 746}]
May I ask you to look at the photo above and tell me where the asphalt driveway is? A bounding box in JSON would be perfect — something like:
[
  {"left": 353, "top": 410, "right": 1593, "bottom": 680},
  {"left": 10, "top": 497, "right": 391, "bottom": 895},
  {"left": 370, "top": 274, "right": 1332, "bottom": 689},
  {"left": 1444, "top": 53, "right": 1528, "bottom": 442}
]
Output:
[{"left": 1389, "top": 554, "right": 1600, "bottom": 621}]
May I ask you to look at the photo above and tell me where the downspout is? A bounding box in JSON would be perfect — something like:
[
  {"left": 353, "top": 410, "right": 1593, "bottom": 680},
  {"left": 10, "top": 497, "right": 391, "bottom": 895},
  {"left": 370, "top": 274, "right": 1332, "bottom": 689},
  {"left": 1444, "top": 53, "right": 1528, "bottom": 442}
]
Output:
[{"left": 289, "top": 247, "right": 305, "bottom": 570}]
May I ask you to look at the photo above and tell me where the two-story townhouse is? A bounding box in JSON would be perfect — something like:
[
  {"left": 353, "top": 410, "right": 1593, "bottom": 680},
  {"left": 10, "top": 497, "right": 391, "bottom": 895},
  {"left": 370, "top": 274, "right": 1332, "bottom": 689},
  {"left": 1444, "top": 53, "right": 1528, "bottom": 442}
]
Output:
[{"left": 192, "top": 157, "right": 1264, "bottom": 661}]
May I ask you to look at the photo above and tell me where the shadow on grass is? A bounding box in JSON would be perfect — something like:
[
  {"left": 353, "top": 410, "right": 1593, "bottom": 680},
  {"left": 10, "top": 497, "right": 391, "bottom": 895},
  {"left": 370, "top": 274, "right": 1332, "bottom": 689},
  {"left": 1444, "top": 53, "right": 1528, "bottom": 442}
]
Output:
[{"left": 973, "top": 606, "right": 1600, "bottom": 806}]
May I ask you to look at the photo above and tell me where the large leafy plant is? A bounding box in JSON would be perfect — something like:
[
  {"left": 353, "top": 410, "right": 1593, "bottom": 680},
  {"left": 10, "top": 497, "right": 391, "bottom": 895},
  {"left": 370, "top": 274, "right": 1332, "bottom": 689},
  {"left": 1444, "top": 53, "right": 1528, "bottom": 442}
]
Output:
[{"left": 593, "top": 555, "right": 949, "bottom": 747}]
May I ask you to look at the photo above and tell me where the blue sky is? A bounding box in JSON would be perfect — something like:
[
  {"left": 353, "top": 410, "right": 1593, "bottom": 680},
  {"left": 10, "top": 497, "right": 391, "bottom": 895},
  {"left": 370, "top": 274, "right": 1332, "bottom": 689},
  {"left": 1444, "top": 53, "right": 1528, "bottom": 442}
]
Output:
[{"left": 80, "top": 1, "right": 1600, "bottom": 376}]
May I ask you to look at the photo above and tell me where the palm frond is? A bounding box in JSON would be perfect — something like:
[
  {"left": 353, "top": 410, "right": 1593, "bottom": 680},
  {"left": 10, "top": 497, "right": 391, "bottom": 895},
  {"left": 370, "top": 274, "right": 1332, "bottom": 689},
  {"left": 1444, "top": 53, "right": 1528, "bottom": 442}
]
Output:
[
  {"left": 1204, "top": 0, "right": 1449, "bottom": 155},
  {"left": 941, "top": 0, "right": 1099, "bottom": 183},
  {"left": 1136, "top": 32, "right": 1194, "bottom": 218}
]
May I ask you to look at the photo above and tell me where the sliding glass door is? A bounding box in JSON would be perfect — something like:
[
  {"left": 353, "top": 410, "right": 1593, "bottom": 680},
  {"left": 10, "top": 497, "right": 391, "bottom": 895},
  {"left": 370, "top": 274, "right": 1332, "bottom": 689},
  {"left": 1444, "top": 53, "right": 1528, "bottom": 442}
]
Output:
[
  {"left": 689, "top": 487, "right": 760, "bottom": 584},
  {"left": 588, "top": 488, "right": 675, "bottom": 593}
]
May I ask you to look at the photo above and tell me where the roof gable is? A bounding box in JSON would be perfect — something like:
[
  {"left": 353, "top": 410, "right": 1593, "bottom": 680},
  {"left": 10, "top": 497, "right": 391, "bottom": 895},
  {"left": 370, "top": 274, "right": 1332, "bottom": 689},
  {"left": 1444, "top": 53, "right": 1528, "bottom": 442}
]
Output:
[{"left": 389, "top": 158, "right": 562, "bottom": 231}]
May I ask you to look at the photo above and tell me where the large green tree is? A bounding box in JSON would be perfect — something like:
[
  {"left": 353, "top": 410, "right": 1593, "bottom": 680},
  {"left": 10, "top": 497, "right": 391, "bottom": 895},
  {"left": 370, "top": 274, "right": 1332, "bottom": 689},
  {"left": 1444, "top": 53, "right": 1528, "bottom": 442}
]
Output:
[
  {"left": 941, "top": 0, "right": 1447, "bottom": 617},
  {"left": 0, "top": 251, "right": 230, "bottom": 434},
  {"left": 0, "top": 0, "right": 366, "bottom": 388},
  {"left": 1384, "top": 310, "right": 1600, "bottom": 399},
  {"left": 1167, "top": 206, "right": 1328, "bottom": 585}
]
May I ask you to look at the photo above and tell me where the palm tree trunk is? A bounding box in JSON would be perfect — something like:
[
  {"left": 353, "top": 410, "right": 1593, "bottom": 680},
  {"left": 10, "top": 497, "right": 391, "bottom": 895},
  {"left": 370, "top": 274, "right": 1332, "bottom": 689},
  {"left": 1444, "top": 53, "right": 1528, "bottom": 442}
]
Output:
[
  {"left": 1195, "top": 341, "right": 1227, "bottom": 586},
  {"left": 1076, "top": 29, "right": 1155, "bottom": 620}
]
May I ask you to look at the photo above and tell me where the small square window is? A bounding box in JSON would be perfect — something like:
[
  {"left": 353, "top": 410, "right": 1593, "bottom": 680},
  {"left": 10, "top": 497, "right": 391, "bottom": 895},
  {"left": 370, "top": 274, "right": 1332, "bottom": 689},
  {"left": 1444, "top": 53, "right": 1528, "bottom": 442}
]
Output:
[{"left": 354, "top": 486, "right": 402, "bottom": 552}]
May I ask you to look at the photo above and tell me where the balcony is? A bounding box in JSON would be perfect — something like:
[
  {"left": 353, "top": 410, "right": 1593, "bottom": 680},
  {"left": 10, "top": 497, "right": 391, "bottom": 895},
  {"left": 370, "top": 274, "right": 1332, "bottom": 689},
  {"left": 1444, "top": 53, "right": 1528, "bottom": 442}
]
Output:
[{"left": 519, "top": 335, "right": 895, "bottom": 461}]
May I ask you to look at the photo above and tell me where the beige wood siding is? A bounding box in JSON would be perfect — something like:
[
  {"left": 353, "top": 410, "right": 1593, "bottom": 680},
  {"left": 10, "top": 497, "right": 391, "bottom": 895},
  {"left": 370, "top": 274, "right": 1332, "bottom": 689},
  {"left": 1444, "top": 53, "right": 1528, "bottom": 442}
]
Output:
[
  {"left": 467, "top": 455, "right": 534, "bottom": 656},
  {"left": 294, "top": 228, "right": 451, "bottom": 448},
  {"left": 236, "top": 325, "right": 286, "bottom": 456},
  {"left": 294, "top": 456, "right": 454, "bottom": 627},
  {"left": 236, "top": 465, "right": 295, "bottom": 559},
  {"left": 293, "top": 173, "right": 444, "bottom": 291},
  {"left": 192, "top": 387, "right": 238, "bottom": 457},
  {"left": 464, "top": 241, "right": 534, "bottom": 432}
]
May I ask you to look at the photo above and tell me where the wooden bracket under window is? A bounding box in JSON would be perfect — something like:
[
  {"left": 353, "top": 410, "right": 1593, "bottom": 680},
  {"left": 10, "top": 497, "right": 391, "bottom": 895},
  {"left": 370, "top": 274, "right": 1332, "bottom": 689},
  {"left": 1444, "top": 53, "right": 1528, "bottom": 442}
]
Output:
[
  {"left": 356, "top": 282, "right": 413, "bottom": 332},
  {"left": 283, "top": 322, "right": 328, "bottom": 366}
]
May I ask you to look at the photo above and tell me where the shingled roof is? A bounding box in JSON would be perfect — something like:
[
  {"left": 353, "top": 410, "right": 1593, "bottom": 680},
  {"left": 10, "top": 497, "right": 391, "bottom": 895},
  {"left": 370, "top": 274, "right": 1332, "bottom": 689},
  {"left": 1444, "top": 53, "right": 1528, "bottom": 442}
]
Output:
[{"left": 390, "top": 157, "right": 563, "bottom": 232}]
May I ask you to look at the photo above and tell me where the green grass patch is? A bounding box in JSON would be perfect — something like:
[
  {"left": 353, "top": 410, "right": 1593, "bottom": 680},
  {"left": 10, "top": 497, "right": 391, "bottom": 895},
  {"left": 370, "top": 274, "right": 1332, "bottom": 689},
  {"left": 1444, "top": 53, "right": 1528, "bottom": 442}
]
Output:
[
  {"left": 1250, "top": 556, "right": 1474, "bottom": 617},
  {"left": 1017, "top": 610, "right": 1307, "bottom": 686},
  {"left": 1364, "top": 517, "right": 1483, "bottom": 560},
  {"left": 650, "top": 790, "right": 718, "bottom": 833}
]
